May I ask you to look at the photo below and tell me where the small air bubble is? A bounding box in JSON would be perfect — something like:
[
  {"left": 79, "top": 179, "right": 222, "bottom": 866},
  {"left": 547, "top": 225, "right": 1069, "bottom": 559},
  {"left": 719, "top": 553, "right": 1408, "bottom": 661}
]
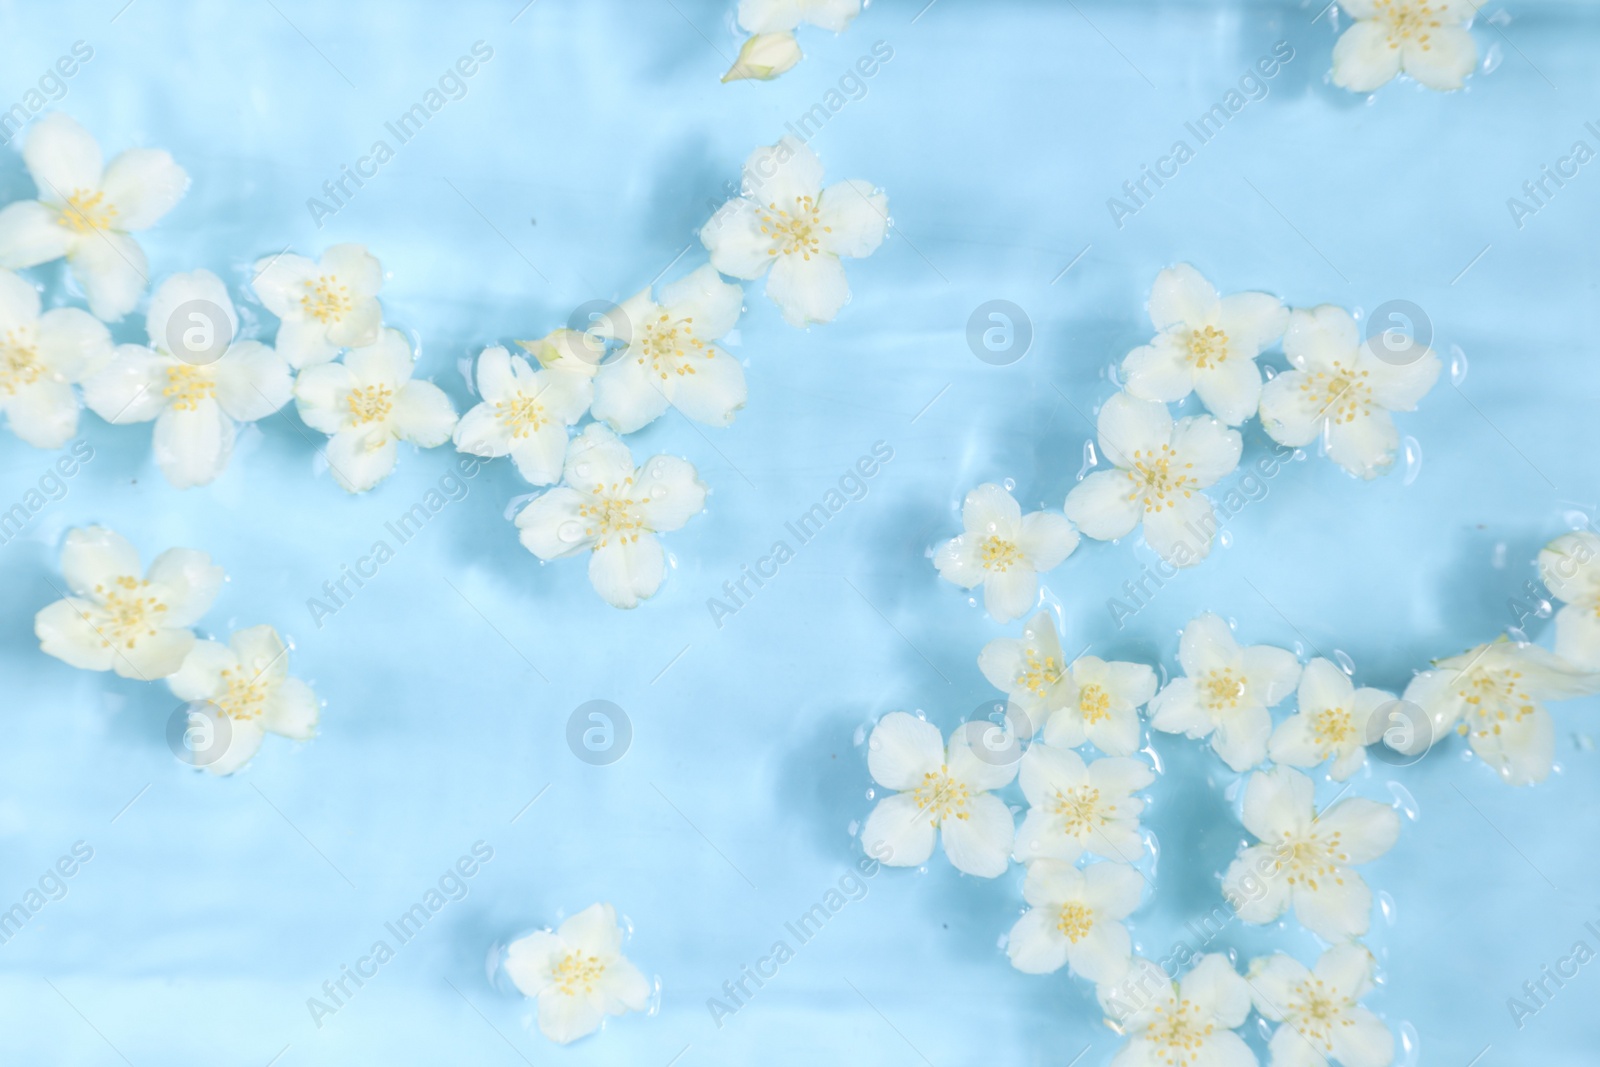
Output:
[
  {"left": 1002, "top": 478, "right": 1016, "bottom": 492},
  {"left": 1449, "top": 345, "right": 1469, "bottom": 386},
  {"left": 1401, "top": 437, "right": 1422, "bottom": 486},
  {"left": 1077, "top": 441, "right": 1098, "bottom": 481},
  {"left": 1388, "top": 781, "right": 1420, "bottom": 820},
  {"left": 1333, "top": 649, "right": 1356, "bottom": 675},
  {"left": 1379, "top": 890, "right": 1398, "bottom": 925}
]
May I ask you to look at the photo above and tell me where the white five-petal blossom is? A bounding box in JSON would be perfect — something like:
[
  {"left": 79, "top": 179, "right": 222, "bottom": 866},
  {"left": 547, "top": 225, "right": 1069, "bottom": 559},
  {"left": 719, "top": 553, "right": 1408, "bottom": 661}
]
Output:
[
  {"left": 453, "top": 344, "right": 588, "bottom": 485},
  {"left": 1221, "top": 766, "right": 1400, "bottom": 941},
  {"left": 293, "top": 327, "right": 458, "bottom": 494},
  {"left": 251, "top": 244, "right": 383, "bottom": 369},
  {"left": 1333, "top": 0, "right": 1476, "bottom": 93},
  {"left": 590, "top": 264, "right": 746, "bottom": 433},
  {"left": 1120, "top": 264, "right": 1288, "bottom": 426},
  {"left": 1098, "top": 954, "right": 1257, "bottom": 1067},
  {"left": 1148, "top": 613, "right": 1302, "bottom": 772},
  {"left": 701, "top": 136, "right": 886, "bottom": 327},
  {"left": 34, "top": 526, "right": 224, "bottom": 680},
  {"left": 1259, "top": 305, "right": 1440, "bottom": 481},
  {"left": 1007, "top": 859, "right": 1143, "bottom": 982},
  {"left": 166, "top": 625, "right": 318, "bottom": 776},
  {"left": 978, "top": 610, "right": 1156, "bottom": 753},
  {"left": 860, "top": 711, "right": 1016, "bottom": 877},
  {"left": 1065, "top": 392, "right": 1242, "bottom": 567},
  {"left": 1400, "top": 639, "right": 1600, "bottom": 786},
  {"left": 504, "top": 903, "right": 652, "bottom": 1045},
  {"left": 935, "top": 484, "right": 1079, "bottom": 624},
  {"left": 1538, "top": 531, "right": 1600, "bottom": 671},
  {"left": 1014, "top": 743, "right": 1153, "bottom": 865},
  {"left": 515, "top": 424, "right": 706, "bottom": 609},
  {"left": 82, "top": 269, "right": 293, "bottom": 489},
  {"left": 0, "top": 267, "right": 112, "bottom": 447},
  {"left": 1247, "top": 943, "right": 1394, "bottom": 1067},
  {"left": 0, "top": 113, "right": 189, "bottom": 321},
  {"left": 1270, "top": 658, "right": 1395, "bottom": 782}
]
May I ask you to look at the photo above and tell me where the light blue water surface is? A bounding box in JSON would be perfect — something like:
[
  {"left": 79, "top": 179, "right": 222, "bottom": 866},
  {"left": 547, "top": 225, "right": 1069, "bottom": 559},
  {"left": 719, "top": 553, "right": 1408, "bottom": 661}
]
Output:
[{"left": 0, "top": 0, "right": 1597, "bottom": 1063}]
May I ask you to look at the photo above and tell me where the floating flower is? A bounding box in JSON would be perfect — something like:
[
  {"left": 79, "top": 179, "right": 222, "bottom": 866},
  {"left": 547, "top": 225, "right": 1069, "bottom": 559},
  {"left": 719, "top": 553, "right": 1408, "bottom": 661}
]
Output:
[
  {"left": 590, "top": 264, "right": 746, "bottom": 433},
  {"left": 1098, "top": 954, "right": 1255, "bottom": 1067},
  {"left": 504, "top": 902, "right": 652, "bottom": 1045},
  {"left": 1400, "top": 638, "right": 1600, "bottom": 786},
  {"left": 293, "top": 327, "right": 457, "bottom": 493},
  {"left": 82, "top": 270, "right": 293, "bottom": 488},
  {"left": 977, "top": 610, "right": 1156, "bottom": 754},
  {"left": 0, "top": 266, "right": 113, "bottom": 447},
  {"left": 517, "top": 327, "right": 603, "bottom": 381},
  {"left": 515, "top": 424, "right": 706, "bottom": 609},
  {"left": 737, "top": 0, "right": 862, "bottom": 33},
  {"left": 701, "top": 136, "right": 886, "bottom": 327},
  {"left": 859, "top": 711, "right": 1016, "bottom": 877},
  {"left": 723, "top": 32, "right": 804, "bottom": 82},
  {"left": 1269, "top": 658, "right": 1395, "bottom": 782},
  {"left": 1246, "top": 943, "right": 1394, "bottom": 1067},
  {"left": 453, "top": 344, "right": 588, "bottom": 486},
  {"left": 1014, "top": 743, "right": 1152, "bottom": 865},
  {"left": 34, "top": 526, "right": 224, "bottom": 680},
  {"left": 1120, "top": 264, "right": 1288, "bottom": 426},
  {"left": 1221, "top": 766, "right": 1400, "bottom": 941},
  {"left": 251, "top": 244, "right": 383, "bottom": 369},
  {"left": 934, "top": 484, "right": 1079, "bottom": 624},
  {"left": 0, "top": 113, "right": 189, "bottom": 321},
  {"left": 1064, "top": 392, "right": 1242, "bottom": 567},
  {"left": 166, "top": 625, "right": 318, "bottom": 776},
  {"left": 1147, "top": 613, "right": 1301, "bottom": 772},
  {"left": 1006, "top": 859, "right": 1143, "bottom": 982},
  {"left": 1538, "top": 531, "right": 1600, "bottom": 671},
  {"left": 1258, "top": 305, "right": 1439, "bottom": 481},
  {"left": 1332, "top": 0, "right": 1476, "bottom": 93}
]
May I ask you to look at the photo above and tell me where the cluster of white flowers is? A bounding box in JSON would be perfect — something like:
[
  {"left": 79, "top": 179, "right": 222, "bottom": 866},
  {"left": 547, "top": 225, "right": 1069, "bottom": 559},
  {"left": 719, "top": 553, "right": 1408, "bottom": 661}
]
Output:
[
  {"left": 1331, "top": 0, "right": 1478, "bottom": 93},
  {"left": 502, "top": 903, "right": 654, "bottom": 1045},
  {"left": 722, "top": 0, "right": 862, "bottom": 83},
  {"left": 32, "top": 526, "right": 317, "bottom": 775}
]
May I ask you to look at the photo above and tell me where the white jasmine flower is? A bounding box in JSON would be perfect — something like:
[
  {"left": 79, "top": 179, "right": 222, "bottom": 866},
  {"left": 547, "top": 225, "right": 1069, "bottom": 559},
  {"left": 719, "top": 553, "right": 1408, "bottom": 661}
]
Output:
[
  {"left": 516, "top": 327, "right": 602, "bottom": 381},
  {"left": 1400, "top": 639, "right": 1600, "bottom": 786},
  {"left": 1014, "top": 743, "right": 1153, "bottom": 864},
  {"left": 935, "top": 484, "right": 1079, "bottom": 624},
  {"left": 590, "top": 263, "right": 747, "bottom": 433},
  {"left": 723, "top": 32, "right": 804, "bottom": 82},
  {"left": 978, "top": 610, "right": 1156, "bottom": 754},
  {"left": 0, "top": 266, "right": 113, "bottom": 447},
  {"left": 738, "top": 0, "right": 861, "bottom": 33},
  {"left": 453, "top": 345, "right": 588, "bottom": 485},
  {"left": 1221, "top": 766, "right": 1400, "bottom": 941},
  {"left": 293, "top": 327, "right": 457, "bottom": 494},
  {"left": 1148, "top": 613, "right": 1302, "bottom": 772},
  {"left": 1333, "top": 0, "right": 1476, "bottom": 93},
  {"left": 1007, "top": 859, "right": 1143, "bottom": 982},
  {"left": 34, "top": 525, "right": 224, "bottom": 680},
  {"left": 1538, "top": 531, "right": 1600, "bottom": 671},
  {"left": 0, "top": 113, "right": 188, "bottom": 321},
  {"left": 250, "top": 244, "right": 383, "bottom": 369},
  {"left": 860, "top": 711, "right": 1016, "bottom": 878},
  {"left": 1098, "top": 954, "right": 1256, "bottom": 1067},
  {"left": 505, "top": 902, "right": 652, "bottom": 1045},
  {"left": 82, "top": 270, "right": 293, "bottom": 489},
  {"left": 1269, "top": 658, "right": 1395, "bottom": 782},
  {"left": 1120, "top": 264, "right": 1288, "bottom": 426},
  {"left": 1247, "top": 943, "right": 1393, "bottom": 1067},
  {"left": 515, "top": 424, "right": 706, "bottom": 609},
  {"left": 1064, "top": 392, "right": 1242, "bottom": 567},
  {"left": 166, "top": 625, "right": 318, "bottom": 776},
  {"left": 701, "top": 136, "right": 886, "bottom": 327},
  {"left": 1259, "top": 305, "right": 1440, "bottom": 481}
]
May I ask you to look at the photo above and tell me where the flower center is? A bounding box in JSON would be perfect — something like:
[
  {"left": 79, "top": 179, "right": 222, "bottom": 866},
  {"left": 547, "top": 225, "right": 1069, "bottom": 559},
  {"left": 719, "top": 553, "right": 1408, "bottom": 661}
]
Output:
[
  {"left": 1375, "top": 0, "right": 1443, "bottom": 48},
  {"left": 163, "top": 364, "right": 216, "bottom": 411},
  {"left": 56, "top": 189, "right": 118, "bottom": 233},
  {"left": 1147, "top": 998, "right": 1215, "bottom": 1066},
  {"left": 551, "top": 951, "right": 607, "bottom": 996},
  {"left": 1200, "top": 668, "right": 1247, "bottom": 710},
  {"left": 1056, "top": 902, "right": 1095, "bottom": 942},
  {"left": 216, "top": 665, "right": 270, "bottom": 721},
  {"left": 1078, "top": 683, "right": 1111, "bottom": 724},
  {"left": 638, "top": 312, "right": 707, "bottom": 379},
  {"left": 1288, "top": 977, "right": 1351, "bottom": 1048},
  {"left": 912, "top": 766, "right": 971, "bottom": 825},
  {"left": 759, "top": 194, "right": 830, "bottom": 259},
  {"left": 346, "top": 384, "right": 393, "bottom": 424},
  {"left": 1312, "top": 706, "right": 1353, "bottom": 750},
  {"left": 1299, "top": 360, "right": 1374, "bottom": 425},
  {"left": 1456, "top": 668, "right": 1537, "bottom": 740},
  {"left": 1051, "top": 785, "right": 1110, "bottom": 837},
  {"left": 0, "top": 331, "right": 43, "bottom": 395},
  {"left": 980, "top": 535, "right": 1022, "bottom": 572},
  {"left": 1015, "top": 649, "right": 1063, "bottom": 697},
  {"left": 1123, "top": 445, "right": 1196, "bottom": 513},
  {"left": 1185, "top": 325, "right": 1229, "bottom": 369},
  {"left": 1274, "top": 826, "right": 1349, "bottom": 891},
  {"left": 495, "top": 392, "right": 548, "bottom": 439},
  {"left": 577, "top": 478, "right": 648, "bottom": 550},
  {"left": 301, "top": 275, "right": 353, "bottom": 323},
  {"left": 87, "top": 575, "right": 167, "bottom": 649}
]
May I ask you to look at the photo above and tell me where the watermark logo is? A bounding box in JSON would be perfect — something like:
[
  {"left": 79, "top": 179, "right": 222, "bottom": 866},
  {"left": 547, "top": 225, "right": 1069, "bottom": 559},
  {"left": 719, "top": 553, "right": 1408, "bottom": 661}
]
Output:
[
  {"left": 566, "top": 700, "right": 631, "bottom": 765},
  {"left": 564, "top": 300, "right": 631, "bottom": 367},
  {"left": 166, "top": 700, "right": 233, "bottom": 767},
  {"left": 1364, "top": 300, "right": 1431, "bottom": 367},
  {"left": 1362, "top": 698, "right": 1433, "bottom": 766},
  {"left": 165, "top": 298, "right": 232, "bottom": 365},
  {"left": 960, "top": 699, "right": 1024, "bottom": 767},
  {"left": 966, "top": 300, "right": 1032, "bottom": 366}
]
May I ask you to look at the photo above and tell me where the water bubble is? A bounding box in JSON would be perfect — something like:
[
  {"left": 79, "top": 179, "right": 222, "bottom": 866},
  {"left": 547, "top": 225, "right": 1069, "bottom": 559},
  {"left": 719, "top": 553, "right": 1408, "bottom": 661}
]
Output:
[
  {"left": 1002, "top": 477, "right": 1016, "bottom": 492},
  {"left": 1401, "top": 437, "right": 1422, "bottom": 485},
  {"left": 1482, "top": 41, "right": 1504, "bottom": 74},
  {"left": 1398, "top": 1022, "right": 1420, "bottom": 1067},
  {"left": 1262, "top": 364, "right": 1277, "bottom": 380},
  {"left": 852, "top": 724, "right": 866, "bottom": 746},
  {"left": 865, "top": 787, "right": 876, "bottom": 800},
  {"left": 846, "top": 819, "right": 859, "bottom": 836},
  {"left": 457, "top": 355, "right": 478, "bottom": 393},
  {"left": 1333, "top": 649, "right": 1356, "bottom": 675},
  {"left": 557, "top": 521, "right": 585, "bottom": 543},
  {"left": 1449, "top": 345, "right": 1469, "bottom": 386},
  {"left": 1218, "top": 530, "right": 1233, "bottom": 549},
  {"left": 1562, "top": 509, "right": 1591, "bottom": 531},
  {"left": 574, "top": 462, "right": 592, "bottom": 480},
  {"left": 1379, "top": 890, "right": 1398, "bottom": 925},
  {"left": 1387, "top": 781, "right": 1420, "bottom": 820}
]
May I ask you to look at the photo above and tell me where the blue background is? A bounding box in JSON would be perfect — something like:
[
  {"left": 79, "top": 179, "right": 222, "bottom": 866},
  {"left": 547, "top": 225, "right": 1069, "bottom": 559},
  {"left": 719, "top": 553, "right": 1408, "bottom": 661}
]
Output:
[{"left": 0, "top": 0, "right": 1596, "bottom": 1063}]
